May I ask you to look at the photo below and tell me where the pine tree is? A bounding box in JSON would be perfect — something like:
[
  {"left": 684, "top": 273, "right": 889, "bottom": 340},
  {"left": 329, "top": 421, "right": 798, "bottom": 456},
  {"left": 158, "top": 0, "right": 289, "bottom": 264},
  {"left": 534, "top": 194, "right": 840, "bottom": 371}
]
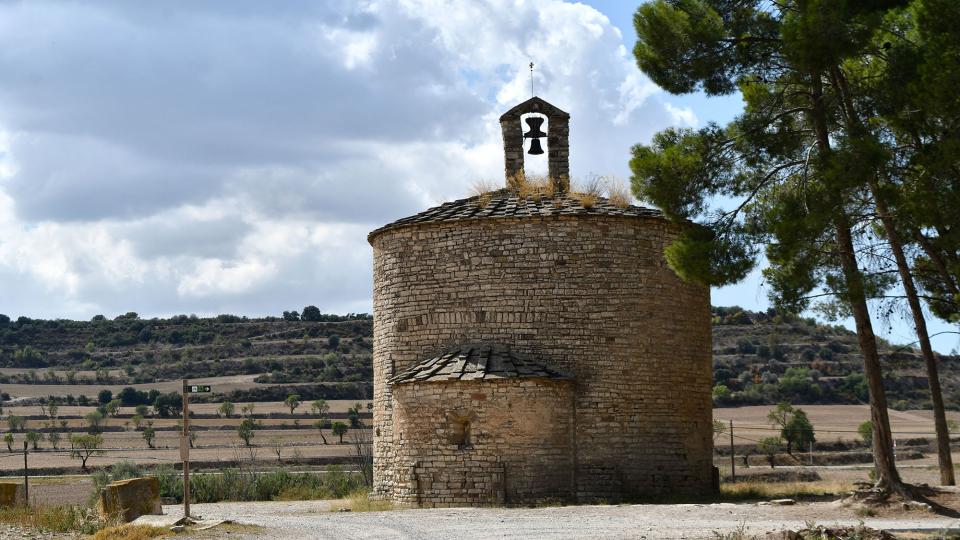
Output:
[{"left": 631, "top": 0, "right": 918, "bottom": 494}]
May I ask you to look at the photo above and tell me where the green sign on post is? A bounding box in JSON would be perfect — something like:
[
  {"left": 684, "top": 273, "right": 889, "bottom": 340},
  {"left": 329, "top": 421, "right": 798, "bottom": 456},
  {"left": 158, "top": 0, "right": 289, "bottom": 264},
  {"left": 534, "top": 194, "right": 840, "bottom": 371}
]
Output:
[{"left": 187, "top": 385, "right": 212, "bottom": 393}]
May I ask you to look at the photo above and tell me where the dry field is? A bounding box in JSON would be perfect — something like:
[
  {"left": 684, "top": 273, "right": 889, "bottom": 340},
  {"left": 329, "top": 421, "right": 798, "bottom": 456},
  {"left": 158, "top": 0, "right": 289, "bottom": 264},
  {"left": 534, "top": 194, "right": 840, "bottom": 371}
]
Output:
[
  {"left": 0, "top": 400, "right": 371, "bottom": 474},
  {"left": 714, "top": 405, "right": 960, "bottom": 442},
  {"left": 0, "top": 428, "right": 369, "bottom": 472},
  {"left": 0, "top": 402, "right": 946, "bottom": 474},
  {"left": 1, "top": 374, "right": 267, "bottom": 401},
  {"left": 3, "top": 399, "right": 368, "bottom": 418}
]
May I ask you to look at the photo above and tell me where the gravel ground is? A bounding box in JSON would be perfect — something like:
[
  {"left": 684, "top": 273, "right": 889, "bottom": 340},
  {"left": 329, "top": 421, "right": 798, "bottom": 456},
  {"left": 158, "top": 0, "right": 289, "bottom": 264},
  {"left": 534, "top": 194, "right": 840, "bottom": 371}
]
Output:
[
  {"left": 0, "top": 523, "right": 73, "bottom": 540},
  {"left": 162, "top": 501, "right": 960, "bottom": 539}
]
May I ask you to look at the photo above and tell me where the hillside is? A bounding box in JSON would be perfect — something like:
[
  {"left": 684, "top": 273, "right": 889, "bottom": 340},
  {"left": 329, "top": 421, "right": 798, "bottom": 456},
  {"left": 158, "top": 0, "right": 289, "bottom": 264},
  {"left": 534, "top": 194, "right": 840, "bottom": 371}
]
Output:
[
  {"left": 0, "top": 307, "right": 956, "bottom": 409},
  {"left": 710, "top": 306, "right": 960, "bottom": 409},
  {"left": 0, "top": 310, "right": 373, "bottom": 403}
]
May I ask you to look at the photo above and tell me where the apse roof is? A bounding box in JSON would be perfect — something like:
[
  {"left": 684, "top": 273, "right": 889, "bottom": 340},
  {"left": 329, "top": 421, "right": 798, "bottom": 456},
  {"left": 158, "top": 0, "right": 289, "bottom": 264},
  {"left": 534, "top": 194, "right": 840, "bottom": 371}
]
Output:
[
  {"left": 368, "top": 190, "right": 664, "bottom": 241},
  {"left": 388, "top": 344, "right": 570, "bottom": 384}
]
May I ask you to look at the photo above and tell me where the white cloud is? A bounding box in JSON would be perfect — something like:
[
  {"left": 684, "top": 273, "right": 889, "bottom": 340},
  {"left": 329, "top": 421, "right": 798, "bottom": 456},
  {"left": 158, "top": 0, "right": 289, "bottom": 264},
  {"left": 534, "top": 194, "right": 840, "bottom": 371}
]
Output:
[
  {"left": 665, "top": 102, "right": 699, "bottom": 128},
  {"left": 0, "top": 0, "right": 692, "bottom": 320},
  {"left": 321, "top": 26, "right": 380, "bottom": 70},
  {"left": 177, "top": 258, "right": 277, "bottom": 298}
]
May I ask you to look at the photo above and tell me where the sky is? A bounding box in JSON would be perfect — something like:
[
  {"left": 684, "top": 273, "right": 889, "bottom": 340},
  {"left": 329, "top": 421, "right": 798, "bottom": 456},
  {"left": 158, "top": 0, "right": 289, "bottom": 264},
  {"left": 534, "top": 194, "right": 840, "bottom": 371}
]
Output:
[{"left": 0, "top": 0, "right": 956, "bottom": 352}]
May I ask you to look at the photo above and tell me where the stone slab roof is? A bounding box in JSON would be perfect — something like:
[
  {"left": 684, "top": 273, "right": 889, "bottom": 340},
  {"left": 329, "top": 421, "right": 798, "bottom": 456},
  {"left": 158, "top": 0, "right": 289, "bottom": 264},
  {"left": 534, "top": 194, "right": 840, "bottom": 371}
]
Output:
[
  {"left": 388, "top": 345, "right": 570, "bottom": 384},
  {"left": 499, "top": 96, "right": 570, "bottom": 120},
  {"left": 368, "top": 190, "right": 664, "bottom": 241}
]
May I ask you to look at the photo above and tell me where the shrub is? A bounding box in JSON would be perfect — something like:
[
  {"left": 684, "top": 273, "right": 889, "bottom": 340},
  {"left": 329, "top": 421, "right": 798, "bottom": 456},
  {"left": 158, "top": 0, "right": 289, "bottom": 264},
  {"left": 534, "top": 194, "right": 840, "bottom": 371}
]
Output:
[
  {"left": 117, "top": 387, "right": 151, "bottom": 406},
  {"left": 25, "top": 431, "right": 42, "bottom": 450},
  {"left": 712, "top": 384, "right": 732, "bottom": 405},
  {"left": 238, "top": 418, "right": 256, "bottom": 446},
  {"left": 735, "top": 339, "right": 756, "bottom": 355},
  {"left": 713, "top": 367, "right": 736, "bottom": 383},
  {"left": 85, "top": 411, "right": 105, "bottom": 434},
  {"left": 858, "top": 421, "right": 873, "bottom": 446},
  {"left": 218, "top": 401, "right": 234, "bottom": 418},
  {"left": 70, "top": 434, "right": 104, "bottom": 471},
  {"left": 827, "top": 340, "right": 848, "bottom": 353},
  {"left": 332, "top": 421, "right": 349, "bottom": 443},
  {"left": 142, "top": 427, "right": 156, "bottom": 449},
  {"left": 152, "top": 392, "right": 182, "bottom": 417},
  {"left": 89, "top": 461, "right": 144, "bottom": 505},
  {"left": 155, "top": 465, "right": 363, "bottom": 503},
  {"left": 6, "top": 416, "right": 26, "bottom": 433},
  {"left": 758, "top": 437, "right": 781, "bottom": 468}
]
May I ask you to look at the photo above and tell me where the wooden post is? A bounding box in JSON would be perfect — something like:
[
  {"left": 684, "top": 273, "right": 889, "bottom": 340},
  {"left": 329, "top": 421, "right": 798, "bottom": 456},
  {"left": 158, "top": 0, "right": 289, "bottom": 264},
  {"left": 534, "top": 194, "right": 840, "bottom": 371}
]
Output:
[
  {"left": 22, "top": 441, "right": 28, "bottom": 506},
  {"left": 729, "top": 420, "right": 735, "bottom": 482},
  {"left": 182, "top": 379, "right": 190, "bottom": 519}
]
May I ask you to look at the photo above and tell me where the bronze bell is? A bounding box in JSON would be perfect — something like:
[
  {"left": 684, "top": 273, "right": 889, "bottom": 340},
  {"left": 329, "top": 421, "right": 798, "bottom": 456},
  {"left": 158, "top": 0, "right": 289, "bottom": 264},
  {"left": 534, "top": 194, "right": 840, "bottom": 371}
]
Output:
[
  {"left": 523, "top": 116, "right": 546, "bottom": 155},
  {"left": 527, "top": 138, "right": 544, "bottom": 155}
]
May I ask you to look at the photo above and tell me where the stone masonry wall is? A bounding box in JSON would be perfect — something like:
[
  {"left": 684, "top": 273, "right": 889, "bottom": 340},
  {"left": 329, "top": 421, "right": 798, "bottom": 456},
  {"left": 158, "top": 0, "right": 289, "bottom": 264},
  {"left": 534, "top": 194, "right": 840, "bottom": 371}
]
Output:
[
  {"left": 391, "top": 378, "right": 574, "bottom": 507},
  {"left": 370, "top": 215, "right": 713, "bottom": 503}
]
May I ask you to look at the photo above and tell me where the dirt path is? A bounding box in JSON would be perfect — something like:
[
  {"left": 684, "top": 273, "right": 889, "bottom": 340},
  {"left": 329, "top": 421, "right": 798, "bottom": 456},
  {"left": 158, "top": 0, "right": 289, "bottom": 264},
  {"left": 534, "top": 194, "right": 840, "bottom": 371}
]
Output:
[{"left": 165, "top": 501, "right": 960, "bottom": 539}]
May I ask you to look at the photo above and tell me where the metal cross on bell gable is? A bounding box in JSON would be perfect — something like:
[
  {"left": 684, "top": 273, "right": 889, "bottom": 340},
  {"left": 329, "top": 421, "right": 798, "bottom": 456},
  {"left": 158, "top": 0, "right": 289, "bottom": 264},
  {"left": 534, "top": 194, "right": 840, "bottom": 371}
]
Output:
[{"left": 523, "top": 116, "right": 546, "bottom": 155}]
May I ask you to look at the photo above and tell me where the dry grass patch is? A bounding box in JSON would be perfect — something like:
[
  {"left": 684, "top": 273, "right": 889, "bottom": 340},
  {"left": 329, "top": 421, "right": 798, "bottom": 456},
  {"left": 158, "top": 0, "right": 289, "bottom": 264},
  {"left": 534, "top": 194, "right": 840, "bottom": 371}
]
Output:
[
  {"left": 513, "top": 173, "right": 555, "bottom": 201},
  {"left": 721, "top": 479, "right": 853, "bottom": 501},
  {"left": 29, "top": 475, "right": 90, "bottom": 486},
  {"left": 90, "top": 524, "right": 170, "bottom": 540},
  {"left": 569, "top": 175, "right": 604, "bottom": 208},
  {"left": 334, "top": 490, "right": 394, "bottom": 512},
  {"left": 0, "top": 504, "right": 101, "bottom": 533},
  {"left": 569, "top": 190, "right": 598, "bottom": 208},
  {"left": 470, "top": 179, "right": 500, "bottom": 207},
  {"left": 605, "top": 178, "right": 632, "bottom": 208}
]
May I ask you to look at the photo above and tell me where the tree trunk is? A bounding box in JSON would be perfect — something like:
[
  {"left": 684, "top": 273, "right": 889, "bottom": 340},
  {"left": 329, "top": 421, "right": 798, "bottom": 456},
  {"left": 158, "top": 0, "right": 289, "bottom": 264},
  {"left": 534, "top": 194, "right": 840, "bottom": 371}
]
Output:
[
  {"left": 870, "top": 181, "right": 955, "bottom": 485},
  {"left": 830, "top": 64, "right": 954, "bottom": 487},
  {"left": 834, "top": 215, "right": 905, "bottom": 493},
  {"left": 809, "top": 68, "right": 905, "bottom": 493}
]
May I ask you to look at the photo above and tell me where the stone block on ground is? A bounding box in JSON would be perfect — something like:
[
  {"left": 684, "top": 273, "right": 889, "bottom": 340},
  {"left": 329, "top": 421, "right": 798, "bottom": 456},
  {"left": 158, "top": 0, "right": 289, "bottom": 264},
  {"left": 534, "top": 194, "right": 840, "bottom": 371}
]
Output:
[
  {"left": 0, "top": 483, "right": 24, "bottom": 507},
  {"left": 99, "top": 477, "right": 162, "bottom": 522}
]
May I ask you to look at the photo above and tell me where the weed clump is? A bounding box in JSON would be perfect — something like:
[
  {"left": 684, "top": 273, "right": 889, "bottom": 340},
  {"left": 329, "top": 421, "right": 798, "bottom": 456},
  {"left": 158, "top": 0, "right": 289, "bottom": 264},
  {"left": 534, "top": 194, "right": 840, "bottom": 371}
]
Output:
[
  {"left": 469, "top": 172, "right": 633, "bottom": 210},
  {"left": 90, "top": 523, "right": 169, "bottom": 540},
  {"left": 334, "top": 489, "right": 394, "bottom": 512},
  {"left": 153, "top": 464, "right": 364, "bottom": 503},
  {"left": 0, "top": 505, "right": 103, "bottom": 535}
]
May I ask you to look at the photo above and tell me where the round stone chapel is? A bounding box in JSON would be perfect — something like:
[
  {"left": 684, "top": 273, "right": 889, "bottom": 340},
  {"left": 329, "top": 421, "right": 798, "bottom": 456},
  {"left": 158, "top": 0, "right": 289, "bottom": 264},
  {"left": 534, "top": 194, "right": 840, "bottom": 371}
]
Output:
[{"left": 368, "top": 97, "right": 714, "bottom": 507}]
